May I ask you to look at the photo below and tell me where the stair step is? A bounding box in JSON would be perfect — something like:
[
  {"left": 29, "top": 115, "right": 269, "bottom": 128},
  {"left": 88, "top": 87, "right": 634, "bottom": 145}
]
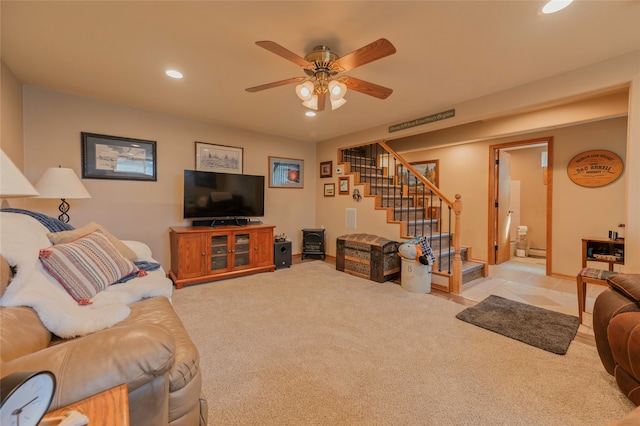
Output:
[
  {"left": 406, "top": 220, "right": 439, "bottom": 237},
  {"left": 379, "top": 197, "right": 416, "bottom": 208},
  {"left": 361, "top": 175, "right": 394, "bottom": 184},
  {"left": 461, "top": 261, "right": 485, "bottom": 284},
  {"left": 370, "top": 185, "right": 405, "bottom": 196},
  {"left": 344, "top": 158, "right": 376, "bottom": 168},
  {"left": 349, "top": 163, "right": 383, "bottom": 173},
  {"left": 391, "top": 207, "right": 425, "bottom": 221},
  {"left": 343, "top": 149, "right": 375, "bottom": 160}
]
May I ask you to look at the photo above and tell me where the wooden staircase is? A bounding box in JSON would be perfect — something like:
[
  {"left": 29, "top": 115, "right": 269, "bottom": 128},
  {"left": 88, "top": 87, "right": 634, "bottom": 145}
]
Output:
[{"left": 340, "top": 143, "right": 487, "bottom": 292}]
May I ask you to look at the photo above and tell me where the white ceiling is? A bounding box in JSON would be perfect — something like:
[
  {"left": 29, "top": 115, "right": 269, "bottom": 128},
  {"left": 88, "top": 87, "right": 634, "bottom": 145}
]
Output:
[{"left": 2, "top": 1, "right": 639, "bottom": 143}]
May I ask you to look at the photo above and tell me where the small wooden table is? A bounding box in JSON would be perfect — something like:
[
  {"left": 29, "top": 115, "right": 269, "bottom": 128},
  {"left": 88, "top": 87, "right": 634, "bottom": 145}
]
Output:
[
  {"left": 576, "top": 267, "right": 618, "bottom": 324},
  {"left": 41, "top": 384, "right": 129, "bottom": 425}
]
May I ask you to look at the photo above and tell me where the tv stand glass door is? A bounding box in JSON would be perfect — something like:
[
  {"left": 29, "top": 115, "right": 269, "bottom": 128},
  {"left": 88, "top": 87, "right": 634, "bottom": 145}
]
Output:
[
  {"left": 210, "top": 234, "right": 229, "bottom": 271},
  {"left": 210, "top": 232, "right": 251, "bottom": 271},
  {"left": 233, "top": 233, "right": 251, "bottom": 268}
]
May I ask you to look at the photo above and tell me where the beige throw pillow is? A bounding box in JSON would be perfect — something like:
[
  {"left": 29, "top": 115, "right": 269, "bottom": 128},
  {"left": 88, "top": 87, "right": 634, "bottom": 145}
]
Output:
[
  {"left": 47, "top": 222, "right": 138, "bottom": 261},
  {"left": 40, "top": 229, "right": 139, "bottom": 304}
]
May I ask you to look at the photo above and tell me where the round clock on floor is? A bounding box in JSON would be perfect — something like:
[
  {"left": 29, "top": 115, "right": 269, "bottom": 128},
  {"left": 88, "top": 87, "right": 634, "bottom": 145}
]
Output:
[{"left": 0, "top": 370, "right": 56, "bottom": 426}]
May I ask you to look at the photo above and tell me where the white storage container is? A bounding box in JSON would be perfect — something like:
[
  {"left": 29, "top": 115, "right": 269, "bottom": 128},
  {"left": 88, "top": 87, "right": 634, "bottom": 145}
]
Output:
[{"left": 401, "top": 258, "right": 432, "bottom": 293}]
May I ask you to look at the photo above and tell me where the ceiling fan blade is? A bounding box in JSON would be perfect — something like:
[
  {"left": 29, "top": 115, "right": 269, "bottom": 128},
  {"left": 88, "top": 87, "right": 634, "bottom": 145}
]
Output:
[
  {"left": 343, "top": 76, "right": 393, "bottom": 100},
  {"left": 317, "top": 91, "right": 326, "bottom": 112},
  {"left": 335, "top": 38, "right": 396, "bottom": 72},
  {"left": 245, "top": 77, "right": 306, "bottom": 92},
  {"left": 255, "top": 41, "right": 311, "bottom": 67}
]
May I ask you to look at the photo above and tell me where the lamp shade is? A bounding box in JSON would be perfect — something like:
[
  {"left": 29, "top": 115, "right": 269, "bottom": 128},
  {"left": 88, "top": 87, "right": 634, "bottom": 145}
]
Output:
[
  {"left": 0, "top": 149, "right": 39, "bottom": 198},
  {"left": 328, "top": 80, "right": 347, "bottom": 100},
  {"left": 302, "top": 94, "right": 319, "bottom": 110},
  {"left": 295, "top": 81, "right": 315, "bottom": 102},
  {"left": 330, "top": 97, "right": 347, "bottom": 110},
  {"left": 34, "top": 167, "right": 91, "bottom": 199}
]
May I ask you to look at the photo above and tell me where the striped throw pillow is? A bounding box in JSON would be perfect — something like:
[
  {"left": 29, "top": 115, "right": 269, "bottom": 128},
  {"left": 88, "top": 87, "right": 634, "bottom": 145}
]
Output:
[{"left": 39, "top": 229, "right": 138, "bottom": 304}]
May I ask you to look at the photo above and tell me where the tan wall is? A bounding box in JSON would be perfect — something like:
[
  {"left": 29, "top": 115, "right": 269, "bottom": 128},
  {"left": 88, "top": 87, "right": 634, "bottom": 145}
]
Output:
[
  {"left": 1, "top": 60, "right": 27, "bottom": 209},
  {"left": 20, "top": 86, "right": 317, "bottom": 269}
]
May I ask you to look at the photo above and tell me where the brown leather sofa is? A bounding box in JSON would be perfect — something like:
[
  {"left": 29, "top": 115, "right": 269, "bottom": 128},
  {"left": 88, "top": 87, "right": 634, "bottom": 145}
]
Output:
[
  {"left": 0, "top": 255, "right": 208, "bottom": 425},
  {"left": 593, "top": 273, "right": 640, "bottom": 406}
]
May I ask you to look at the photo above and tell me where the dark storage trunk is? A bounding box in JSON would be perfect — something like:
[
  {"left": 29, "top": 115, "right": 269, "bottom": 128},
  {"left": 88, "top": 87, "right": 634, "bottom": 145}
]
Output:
[{"left": 336, "top": 234, "right": 400, "bottom": 283}]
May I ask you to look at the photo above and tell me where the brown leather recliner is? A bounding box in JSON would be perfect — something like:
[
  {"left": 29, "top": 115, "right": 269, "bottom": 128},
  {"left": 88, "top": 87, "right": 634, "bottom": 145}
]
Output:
[{"left": 593, "top": 273, "right": 640, "bottom": 405}]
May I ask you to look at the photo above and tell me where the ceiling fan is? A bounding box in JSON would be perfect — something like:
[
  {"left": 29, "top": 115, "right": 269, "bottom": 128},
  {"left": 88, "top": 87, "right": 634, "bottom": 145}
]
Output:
[{"left": 245, "top": 38, "right": 396, "bottom": 111}]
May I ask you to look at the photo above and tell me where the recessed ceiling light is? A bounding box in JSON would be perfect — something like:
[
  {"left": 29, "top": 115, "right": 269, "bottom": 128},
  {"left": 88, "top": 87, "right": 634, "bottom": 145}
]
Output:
[
  {"left": 165, "top": 69, "right": 183, "bottom": 79},
  {"left": 541, "top": 0, "right": 573, "bottom": 14},
  {"left": 305, "top": 111, "right": 316, "bottom": 117}
]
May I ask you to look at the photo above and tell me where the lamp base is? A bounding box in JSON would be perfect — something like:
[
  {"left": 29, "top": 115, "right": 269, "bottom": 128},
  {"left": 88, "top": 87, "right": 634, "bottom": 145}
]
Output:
[{"left": 58, "top": 198, "right": 70, "bottom": 223}]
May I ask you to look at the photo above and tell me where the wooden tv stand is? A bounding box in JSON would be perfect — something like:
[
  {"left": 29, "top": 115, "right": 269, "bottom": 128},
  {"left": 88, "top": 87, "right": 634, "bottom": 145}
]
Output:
[{"left": 169, "top": 224, "right": 275, "bottom": 289}]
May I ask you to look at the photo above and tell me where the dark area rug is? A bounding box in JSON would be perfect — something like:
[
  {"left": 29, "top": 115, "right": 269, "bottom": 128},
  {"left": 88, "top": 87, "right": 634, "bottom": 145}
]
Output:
[{"left": 456, "top": 295, "right": 580, "bottom": 355}]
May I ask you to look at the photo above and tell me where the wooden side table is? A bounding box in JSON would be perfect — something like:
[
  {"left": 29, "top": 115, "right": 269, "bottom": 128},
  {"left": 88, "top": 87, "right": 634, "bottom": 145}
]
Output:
[
  {"left": 41, "top": 384, "right": 129, "bottom": 425},
  {"left": 581, "top": 237, "right": 624, "bottom": 271}
]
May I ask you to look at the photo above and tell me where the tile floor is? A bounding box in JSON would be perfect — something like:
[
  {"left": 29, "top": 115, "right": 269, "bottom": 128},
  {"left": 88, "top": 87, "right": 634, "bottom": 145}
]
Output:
[
  {"left": 459, "top": 256, "right": 606, "bottom": 338},
  {"left": 315, "top": 255, "right": 601, "bottom": 344}
]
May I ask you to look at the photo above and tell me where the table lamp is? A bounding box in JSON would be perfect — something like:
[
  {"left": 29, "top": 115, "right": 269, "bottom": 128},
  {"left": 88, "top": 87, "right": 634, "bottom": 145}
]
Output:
[{"left": 34, "top": 166, "right": 91, "bottom": 223}]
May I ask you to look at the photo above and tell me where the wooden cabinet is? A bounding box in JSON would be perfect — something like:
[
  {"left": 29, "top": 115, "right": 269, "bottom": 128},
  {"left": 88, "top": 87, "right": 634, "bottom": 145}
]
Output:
[
  {"left": 581, "top": 237, "right": 624, "bottom": 271},
  {"left": 170, "top": 225, "right": 275, "bottom": 289}
]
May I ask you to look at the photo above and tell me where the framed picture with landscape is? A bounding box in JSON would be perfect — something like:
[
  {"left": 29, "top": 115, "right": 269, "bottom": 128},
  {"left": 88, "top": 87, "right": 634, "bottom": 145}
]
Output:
[
  {"left": 81, "top": 132, "right": 157, "bottom": 181},
  {"left": 397, "top": 159, "right": 439, "bottom": 189},
  {"left": 324, "top": 183, "right": 335, "bottom": 197},
  {"left": 195, "top": 142, "right": 243, "bottom": 174},
  {"left": 269, "top": 156, "right": 304, "bottom": 188}
]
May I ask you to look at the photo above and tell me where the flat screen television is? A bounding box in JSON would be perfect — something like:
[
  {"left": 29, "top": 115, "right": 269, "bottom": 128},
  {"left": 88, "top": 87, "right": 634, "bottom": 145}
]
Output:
[{"left": 183, "top": 170, "right": 265, "bottom": 219}]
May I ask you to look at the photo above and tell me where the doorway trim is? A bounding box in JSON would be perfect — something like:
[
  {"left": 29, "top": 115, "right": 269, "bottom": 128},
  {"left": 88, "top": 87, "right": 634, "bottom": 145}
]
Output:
[{"left": 487, "top": 137, "right": 554, "bottom": 276}]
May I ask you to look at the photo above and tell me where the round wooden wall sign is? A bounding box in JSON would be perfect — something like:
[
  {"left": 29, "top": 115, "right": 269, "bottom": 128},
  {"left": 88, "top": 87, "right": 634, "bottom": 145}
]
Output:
[{"left": 567, "top": 150, "right": 624, "bottom": 187}]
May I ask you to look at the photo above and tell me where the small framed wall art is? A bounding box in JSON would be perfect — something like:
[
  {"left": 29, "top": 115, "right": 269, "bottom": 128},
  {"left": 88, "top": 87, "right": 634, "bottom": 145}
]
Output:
[
  {"left": 324, "top": 183, "right": 335, "bottom": 197},
  {"left": 269, "top": 156, "right": 304, "bottom": 188},
  {"left": 195, "top": 142, "right": 243, "bottom": 174},
  {"left": 81, "top": 132, "right": 157, "bottom": 181},
  {"left": 320, "top": 161, "right": 333, "bottom": 178},
  {"left": 339, "top": 176, "right": 350, "bottom": 195}
]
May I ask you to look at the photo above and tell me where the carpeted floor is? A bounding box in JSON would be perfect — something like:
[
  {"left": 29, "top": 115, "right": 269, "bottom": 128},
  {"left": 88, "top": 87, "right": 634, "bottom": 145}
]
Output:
[{"left": 172, "top": 260, "right": 634, "bottom": 425}]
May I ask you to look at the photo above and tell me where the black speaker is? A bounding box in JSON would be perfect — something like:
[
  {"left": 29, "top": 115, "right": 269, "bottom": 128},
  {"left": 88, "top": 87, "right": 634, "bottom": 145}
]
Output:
[
  {"left": 274, "top": 241, "right": 292, "bottom": 269},
  {"left": 191, "top": 218, "right": 249, "bottom": 227}
]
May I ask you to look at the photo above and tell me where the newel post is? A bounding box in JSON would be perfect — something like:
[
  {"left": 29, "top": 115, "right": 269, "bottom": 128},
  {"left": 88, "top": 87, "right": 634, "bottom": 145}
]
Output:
[{"left": 451, "top": 194, "right": 463, "bottom": 294}]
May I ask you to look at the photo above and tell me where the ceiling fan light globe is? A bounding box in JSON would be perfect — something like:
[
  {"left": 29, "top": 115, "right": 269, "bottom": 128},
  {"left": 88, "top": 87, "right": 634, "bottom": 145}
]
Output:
[
  {"left": 328, "top": 81, "right": 347, "bottom": 100},
  {"left": 302, "top": 94, "right": 319, "bottom": 110},
  {"left": 330, "top": 97, "right": 347, "bottom": 110},
  {"left": 295, "top": 81, "right": 315, "bottom": 101}
]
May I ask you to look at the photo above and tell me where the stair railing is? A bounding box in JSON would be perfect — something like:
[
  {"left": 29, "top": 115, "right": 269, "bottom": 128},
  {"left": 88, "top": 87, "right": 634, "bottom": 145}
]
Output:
[{"left": 339, "top": 141, "right": 463, "bottom": 293}]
